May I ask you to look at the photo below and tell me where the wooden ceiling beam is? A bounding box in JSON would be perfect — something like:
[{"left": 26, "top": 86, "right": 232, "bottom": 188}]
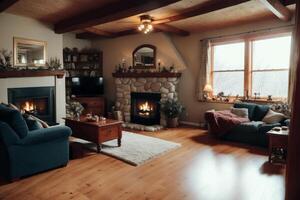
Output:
[
  {"left": 157, "top": 0, "right": 251, "bottom": 24},
  {"left": 84, "top": 27, "right": 114, "bottom": 37},
  {"left": 155, "top": 24, "right": 189, "bottom": 36},
  {"left": 259, "top": 0, "right": 292, "bottom": 21},
  {"left": 0, "top": 0, "right": 19, "bottom": 12},
  {"left": 76, "top": 27, "right": 165, "bottom": 39},
  {"left": 54, "top": 0, "right": 182, "bottom": 34}
]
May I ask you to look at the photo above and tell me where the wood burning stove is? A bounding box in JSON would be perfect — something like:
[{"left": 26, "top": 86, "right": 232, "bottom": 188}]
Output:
[
  {"left": 131, "top": 92, "right": 161, "bottom": 125},
  {"left": 8, "top": 87, "right": 56, "bottom": 125}
]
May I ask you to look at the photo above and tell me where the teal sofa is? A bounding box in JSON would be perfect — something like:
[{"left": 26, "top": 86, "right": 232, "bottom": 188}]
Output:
[
  {"left": 0, "top": 105, "right": 72, "bottom": 180},
  {"left": 208, "top": 103, "right": 288, "bottom": 147}
]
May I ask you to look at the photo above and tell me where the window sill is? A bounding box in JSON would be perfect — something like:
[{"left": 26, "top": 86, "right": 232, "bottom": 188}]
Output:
[
  {"left": 199, "top": 100, "right": 234, "bottom": 104},
  {"left": 199, "top": 98, "right": 285, "bottom": 105}
]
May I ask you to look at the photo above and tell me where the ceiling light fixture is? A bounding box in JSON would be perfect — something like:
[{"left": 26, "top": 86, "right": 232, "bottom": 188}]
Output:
[{"left": 138, "top": 15, "right": 153, "bottom": 34}]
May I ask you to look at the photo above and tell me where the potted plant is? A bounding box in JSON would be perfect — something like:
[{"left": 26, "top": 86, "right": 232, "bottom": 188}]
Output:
[{"left": 161, "top": 99, "right": 184, "bottom": 128}]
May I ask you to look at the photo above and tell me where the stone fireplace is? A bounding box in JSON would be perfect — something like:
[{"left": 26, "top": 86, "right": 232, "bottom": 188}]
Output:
[{"left": 113, "top": 72, "right": 181, "bottom": 126}]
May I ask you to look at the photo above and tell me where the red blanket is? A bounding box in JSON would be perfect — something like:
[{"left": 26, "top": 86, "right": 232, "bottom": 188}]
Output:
[{"left": 205, "top": 110, "right": 250, "bottom": 137}]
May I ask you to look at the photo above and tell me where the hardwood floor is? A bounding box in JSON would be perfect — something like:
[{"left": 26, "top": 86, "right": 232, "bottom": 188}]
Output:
[{"left": 0, "top": 127, "right": 285, "bottom": 200}]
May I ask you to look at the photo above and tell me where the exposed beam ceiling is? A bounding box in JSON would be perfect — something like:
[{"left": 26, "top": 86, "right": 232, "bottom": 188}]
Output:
[
  {"left": 76, "top": 0, "right": 296, "bottom": 39},
  {"left": 0, "top": 0, "right": 19, "bottom": 12},
  {"left": 260, "top": 0, "right": 292, "bottom": 21},
  {"left": 54, "top": 0, "right": 182, "bottom": 34},
  {"left": 75, "top": 0, "right": 253, "bottom": 39}
]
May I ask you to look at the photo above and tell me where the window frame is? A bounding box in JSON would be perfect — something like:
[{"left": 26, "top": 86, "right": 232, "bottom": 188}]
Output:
[{"left": 210, "top": 31, "right": 292, "bottom": 100}]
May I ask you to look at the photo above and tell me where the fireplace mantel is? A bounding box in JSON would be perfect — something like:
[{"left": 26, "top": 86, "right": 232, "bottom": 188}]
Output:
[
  {"left": 112, "top": 72, "right": 181, "bottom": 78},
  {"left": 0, "top": 70, "right": 65, "bottom": 79}
]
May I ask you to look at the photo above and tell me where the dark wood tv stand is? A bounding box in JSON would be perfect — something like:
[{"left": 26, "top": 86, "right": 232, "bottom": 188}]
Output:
[{"left": 72, "top": 96, "right": 106, "bottom": 116}]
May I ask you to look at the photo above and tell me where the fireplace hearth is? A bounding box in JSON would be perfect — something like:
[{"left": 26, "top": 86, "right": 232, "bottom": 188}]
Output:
[
  {"left": 131, "top": 92, "right": 161, "bottom": 125},
  {"left": 8, "top": 87, "right": 56, "bottom": 124}
]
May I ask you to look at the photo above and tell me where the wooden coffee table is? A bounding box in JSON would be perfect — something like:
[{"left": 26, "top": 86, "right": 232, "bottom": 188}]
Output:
[{"left": 65, "top": 118, "right": 123, "bottom": 153}]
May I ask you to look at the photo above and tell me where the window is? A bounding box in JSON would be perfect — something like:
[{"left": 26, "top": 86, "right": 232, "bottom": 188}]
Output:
[
  {"left": 212, "top": 42, "right": 245, "bottom": 96},
  {"left": 252, "top": 36, "right": 291, "bottom": 98},
  {"left": 211, "top": 33, "right": 292, "bottom": 100}
]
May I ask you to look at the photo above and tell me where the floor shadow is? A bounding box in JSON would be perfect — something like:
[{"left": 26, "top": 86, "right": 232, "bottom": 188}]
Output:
[
  {"left": 260, "top": 161, "right": 285, "bottom": 175},
  {"left": 190, "top": 133, "right": 267, "bottom": 156}
]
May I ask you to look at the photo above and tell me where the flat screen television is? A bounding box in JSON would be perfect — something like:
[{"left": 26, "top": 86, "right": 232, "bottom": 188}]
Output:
[{"left": 69, "top": 77, "right": 104, "bottom": 96}]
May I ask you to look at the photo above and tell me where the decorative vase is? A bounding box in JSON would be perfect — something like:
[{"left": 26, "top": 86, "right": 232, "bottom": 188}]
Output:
[{"left": 167, "top": 117, "right": 178, "bottom": 128}]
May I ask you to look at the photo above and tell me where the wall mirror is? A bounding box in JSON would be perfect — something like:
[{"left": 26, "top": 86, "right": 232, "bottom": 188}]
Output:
[
  {"left": 133, "top": 44, "right": 156, "bottom": 68},
  {"left": 14, "top": 37, "right": 47, "bottom": 67}
]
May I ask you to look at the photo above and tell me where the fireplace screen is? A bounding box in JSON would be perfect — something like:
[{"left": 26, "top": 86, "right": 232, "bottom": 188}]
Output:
[
  {"left": 131, "top": 92, "right": 161, "bottom": 125},
  {"left": 8, "top": 87, "right": 55, "bottom": 124}
]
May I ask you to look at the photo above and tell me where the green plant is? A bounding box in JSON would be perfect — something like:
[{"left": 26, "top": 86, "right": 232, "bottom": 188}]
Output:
[
  {"left": 161, "top": 99, "right": 184, "bottom": 119},
  {"left": 46, "top": 57, "right": 62, "bottom": 70}
]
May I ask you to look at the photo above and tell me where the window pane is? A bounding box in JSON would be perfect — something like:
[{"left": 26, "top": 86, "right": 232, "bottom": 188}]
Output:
[
  {"left": 214, "top": 42, "right": 245, "bottom": 71},
  {"left": 213, "top": 71, "right": 244, "bottom": 96},
  {"left": 252, "top": 70, "right": 289, "bottom": 98},
  {"left": 253, "top": 36, "right": 291, "bottom": 70}
]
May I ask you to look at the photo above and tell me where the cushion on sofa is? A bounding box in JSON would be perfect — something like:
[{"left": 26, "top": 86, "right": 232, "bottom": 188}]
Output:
[
  {"left": 24, "top": 116, "right": 44, "bottom": 131},
  {"left": 231, "top": 107, "right": 249, "bottom": 118},
  {"left": 258, "top": 123, "right": 281, "bottom": 134},
  {"left": 262, "top": 109, "right": 285, "bottom": 124},
  {"left": 0, "top": 104, "right": 29, "bottom": 138},
  {"left": 233, "top": 103, "right": 256, "bottom": 121},
  {"left": 253, "top": 105, "right": 270, "bottom": 121}
]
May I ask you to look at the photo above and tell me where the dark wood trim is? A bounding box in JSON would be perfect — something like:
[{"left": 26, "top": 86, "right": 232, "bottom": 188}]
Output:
[
  {"left": 286, "top": 1, "right": 300, "bottom": 199},
  {"left": 259, "top": 0, "right": 292, "bottom": 21},
  {"left": 54, "top": 0, "right": 181, "bottom": 34},
  {"left": 77, "top": 28, "right": 164, "bottom": 39},
  {"left": 0, "top": 70, "right": 65, "bottom": 79},
  {"left": 155, "top": 24, "right": 190, "bottom": 36},
  {"left": 132, "top": 44, "right": 156, "bottom": 69},
  {"left": 0, "top": 0, "right": 19, "bottom": 12},
  {"left": 84, "top": 27, "right": 114, "bottom": 37},
  {"left": 112, "top": 72, "right": 181, "bottom": 78}
]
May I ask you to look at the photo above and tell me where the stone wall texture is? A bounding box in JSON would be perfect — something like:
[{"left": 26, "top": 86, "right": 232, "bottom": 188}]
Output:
[{"left": 114, "top": 77, "right": 180, "bottom": 125}]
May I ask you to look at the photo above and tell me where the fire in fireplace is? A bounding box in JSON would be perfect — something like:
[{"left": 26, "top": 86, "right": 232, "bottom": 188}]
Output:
[
  {"left": 131, "top": 92, "right": 161, "bottom": 125},
  {"left": 19, "top": 98, "right": 48, "bottom": 116},
  {"left": 8, "top": 87, "right": 56, "bottom": 125},
  {"left": 137, "top": 101, "right": 153, "bottom": 117}
]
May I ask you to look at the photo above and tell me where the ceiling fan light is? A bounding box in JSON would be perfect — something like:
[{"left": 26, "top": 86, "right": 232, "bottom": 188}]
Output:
[{"left": 138, "top": 15, "right": 153, "bottom": 34}]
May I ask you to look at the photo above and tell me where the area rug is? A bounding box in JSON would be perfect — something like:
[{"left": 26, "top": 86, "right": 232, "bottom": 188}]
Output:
[{"left": 74, "top": 131, "right": 181, "bottom": 166}]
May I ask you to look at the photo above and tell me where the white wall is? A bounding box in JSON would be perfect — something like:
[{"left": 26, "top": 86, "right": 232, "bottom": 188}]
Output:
[
  {"left": 0, "top": 13, "right": 66, "bottom": 123},
  {"left": 92, "top": 17, "right": 295, "bottom": 124},
  {"left": 63, "top": 32, "right": 92, "bottom": 49}
]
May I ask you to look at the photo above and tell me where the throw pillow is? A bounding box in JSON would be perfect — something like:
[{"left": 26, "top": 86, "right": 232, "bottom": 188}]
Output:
[
  {"left": 253, "top": 105, "right": 270, "bottom": 121},
  {"left": 233, "top": 103, "right": 256, "bottom": 121},
  {"left": 23, "top": 114, "right": 44, "bottom": 131},
  {"left": 231, "top": 107, "right": 249, "bottom": 118},
  {"left": 262, "top": 109, "right": 286, "bottom": 124},
  {"left": 23, "top": 113, "right": 49, "bottom": 128}
]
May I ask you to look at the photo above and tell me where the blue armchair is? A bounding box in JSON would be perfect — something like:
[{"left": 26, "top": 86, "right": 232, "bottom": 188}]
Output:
[{"left": 0, "top": 105, "right": 72, "bottom": 180}]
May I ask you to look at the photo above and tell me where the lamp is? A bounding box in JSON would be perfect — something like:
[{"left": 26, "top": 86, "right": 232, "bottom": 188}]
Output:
[
  {"left": 203, "top": 84, "right": 213, "bottom": 100},
  {"left": 138, "top": 15, "right": 153, "bottom": 34}
]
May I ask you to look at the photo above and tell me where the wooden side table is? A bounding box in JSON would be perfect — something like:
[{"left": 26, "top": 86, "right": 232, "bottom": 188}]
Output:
[{"left": 267, "top": 129, "right": 288, "bottom": 164}]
